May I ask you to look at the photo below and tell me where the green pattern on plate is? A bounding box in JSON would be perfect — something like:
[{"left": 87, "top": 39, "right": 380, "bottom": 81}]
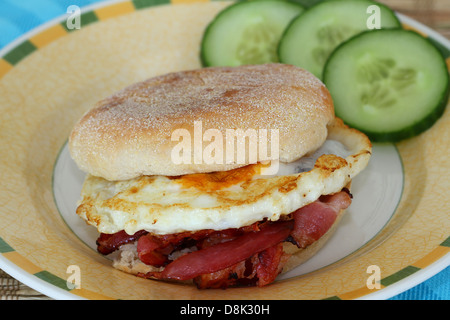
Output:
[
  {"left": 132, "top": 0, "right": 171, "bottom": 9},
  {"left": 380, "top": 266, "right": 421, "bottom": 287},
  {"left": 0, "top": 237, "right": 14, "bottom": 253},
  {"left": 61, "top": 11, "right": 99, "bottom": 32},
  {"left": 2, "top": 40, "right": 37, "bottom": 65},
  {"left": 34, "top": 271, "right": 71, "bottom": 291}
]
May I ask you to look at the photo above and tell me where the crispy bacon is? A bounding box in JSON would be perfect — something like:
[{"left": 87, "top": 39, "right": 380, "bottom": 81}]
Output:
[
  {"left": 137, "top": 235, "right": 171, "bottom": 267},
  {"left": 96, "top": 230, "right": 147, "bottom": 255},
  {"left": 158, "top": 221, "right": 293, "bottom": 281},
  {"left": 256, "top": 243, "right": 290, "bottom": 287},
  {"left": 136, "top": 230, "right": 215, "bottom": 267},
  {"left": 290, "top": 191, "right": 352, "bottom": 248},
  {"left": 135, "top": 222, "right": 264, "bottom": 268},
  {"left": 193, "top": 256, "right": 258, "bottom": 289},
  {"left": 150, "top": 242, "right": 290, "bottom": 289}
]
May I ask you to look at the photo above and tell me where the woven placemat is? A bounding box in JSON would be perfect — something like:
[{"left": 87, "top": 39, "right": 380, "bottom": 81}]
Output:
[
  {"left": 0, "top": 269, "right": 51, "bottom": 300},
  {"left": 379, "top": 0, "right": 450, "bottom": 39}
]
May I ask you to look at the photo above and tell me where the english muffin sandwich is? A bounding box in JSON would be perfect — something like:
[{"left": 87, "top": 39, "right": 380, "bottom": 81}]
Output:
[{"left": 69, "top": 64, "right": 371, "bottom": 289}]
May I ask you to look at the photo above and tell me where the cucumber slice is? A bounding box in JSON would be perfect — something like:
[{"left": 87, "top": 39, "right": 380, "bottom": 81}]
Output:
[
  {"left": 278, "top": 0, "right": 401, "bottom": 78},
  {"left": 201, "top": 0, "right": 304, "bottom": 67},
  {"left": 323, "top": 29, "right": 449, "bottom": 142}
]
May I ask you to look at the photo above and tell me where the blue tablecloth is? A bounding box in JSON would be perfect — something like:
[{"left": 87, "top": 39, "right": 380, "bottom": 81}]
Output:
[{"left": 0, "top": 0, "right": 448, "bottom": 300}]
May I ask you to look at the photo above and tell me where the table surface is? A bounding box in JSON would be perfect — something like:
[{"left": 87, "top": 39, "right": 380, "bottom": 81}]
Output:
[{"left": 0, "top": 0, "right": 449, "bottom": 300}]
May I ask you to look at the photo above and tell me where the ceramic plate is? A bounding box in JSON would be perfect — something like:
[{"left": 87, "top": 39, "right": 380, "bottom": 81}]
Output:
[{"left": 0, "top": 0, "right": 448, "bottom": 300}]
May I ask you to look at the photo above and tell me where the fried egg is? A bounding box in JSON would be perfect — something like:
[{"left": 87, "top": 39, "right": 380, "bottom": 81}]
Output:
[{"left": 76, "top": 119, "right": 371, "bottom": 235}]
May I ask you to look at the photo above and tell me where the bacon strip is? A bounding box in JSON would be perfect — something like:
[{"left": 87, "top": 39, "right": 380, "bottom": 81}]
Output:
[
  {"left": 135, "top": 223, "right": 263, "bottom": 267},
  {"left": 193, "top": 256, "right": 258, "bottom": 289},
  {"left": 137, "top": 235, "right": 171, "bottom": 267},
  {"left": 193, "top": 243, "right": 289, "bottom": 289},
  {"left": 256, "top": 243, "right": 289, "bottom": 287},
  {"left": 158, "top": 221, "right": 294, "bottom": 281},
  {"left": 290, "top": 191, "right": 352, "bottom": 248},
  {"left": 96, "top": 230, "right": 147, "bottom": 255}
]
